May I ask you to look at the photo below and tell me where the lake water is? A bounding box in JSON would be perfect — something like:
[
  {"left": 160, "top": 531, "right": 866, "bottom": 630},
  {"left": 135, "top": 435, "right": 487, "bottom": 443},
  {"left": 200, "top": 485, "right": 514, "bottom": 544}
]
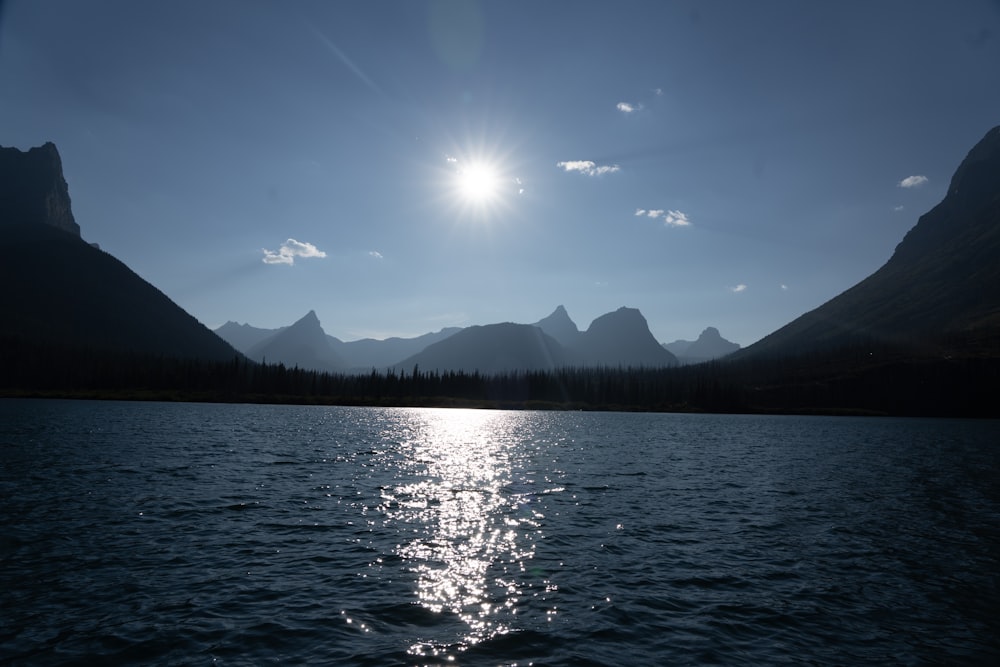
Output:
[{"left": 2, "top": 399, "right": 999, "bottom": 665}]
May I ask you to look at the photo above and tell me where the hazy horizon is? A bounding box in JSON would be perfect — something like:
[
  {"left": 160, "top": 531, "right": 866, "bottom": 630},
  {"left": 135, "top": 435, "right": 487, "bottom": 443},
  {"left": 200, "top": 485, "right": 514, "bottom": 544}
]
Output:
[{"left": 2, "top": 0, "right": 998, "bottom": 346}]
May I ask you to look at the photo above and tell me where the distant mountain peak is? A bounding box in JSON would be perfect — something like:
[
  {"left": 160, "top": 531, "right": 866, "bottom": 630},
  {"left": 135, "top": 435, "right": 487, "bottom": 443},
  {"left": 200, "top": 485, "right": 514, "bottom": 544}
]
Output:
[
  {"left": 534, "top": 305, "right": 580, "bottom": 348},
  {"left": 0, "top": 142, "right": 80, "bottom": 238},
  {"left": 663, "top": 326, "right": 739, "bottom": 364},
  {"left": 246, "top": 310, "right": 345, "bottom": 371},
  {"left": 298, "top": 310, "right": 321, "bottom": 325}
]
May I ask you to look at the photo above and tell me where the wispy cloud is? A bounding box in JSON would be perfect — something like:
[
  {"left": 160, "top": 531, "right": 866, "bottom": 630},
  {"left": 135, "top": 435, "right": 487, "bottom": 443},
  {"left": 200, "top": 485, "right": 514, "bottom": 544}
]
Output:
[
  {"left": 368, "top": 250, "right": 383, "bottom": 260},
  {"left": 616, "top": 101, "right": 641, "bottom": 113},
  {"left": 730, "top": 284, "right": 747, "bottom": 293},
  {"left": 652, "top": 87, "right": 664, "bottom": 96},
  {"left": 780, "top": 284, "right": 789, "bottom": 291},
  {"left": 636, "top": 208, "right": 691, "bottom": 227},
  {"left": 557, "top": 160, "right": 620, "bottom": 176},
  {"left": 262, "top": 238, "right": 327, "bottom": 265},
  {"left": 663, "top": 210, "right": 691, "bottom": 227},
  {"left": 898, "top": 175, "right": 928, "bottom": 188},
  {"left": 893, "top": 205, "right": 905, "bottom": 212}
]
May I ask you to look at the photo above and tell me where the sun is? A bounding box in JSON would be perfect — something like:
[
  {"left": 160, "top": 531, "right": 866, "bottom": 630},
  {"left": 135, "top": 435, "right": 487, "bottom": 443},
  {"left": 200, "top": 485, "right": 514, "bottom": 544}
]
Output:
[{"left": 455, "top": 162, "right": 501, "bottom": 204}]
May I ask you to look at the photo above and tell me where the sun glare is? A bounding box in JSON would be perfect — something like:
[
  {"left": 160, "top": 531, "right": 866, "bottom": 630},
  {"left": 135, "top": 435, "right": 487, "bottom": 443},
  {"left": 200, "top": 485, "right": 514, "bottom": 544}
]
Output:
[{"left": 456, "top": 162, "right": 501, "bottom": 204}]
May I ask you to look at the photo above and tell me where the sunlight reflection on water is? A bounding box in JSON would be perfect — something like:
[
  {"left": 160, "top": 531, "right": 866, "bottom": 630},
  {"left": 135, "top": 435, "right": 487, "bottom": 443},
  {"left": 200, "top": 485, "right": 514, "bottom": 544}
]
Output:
[{"left": 379, "top": 408, "right": 537, "bottom": 658}]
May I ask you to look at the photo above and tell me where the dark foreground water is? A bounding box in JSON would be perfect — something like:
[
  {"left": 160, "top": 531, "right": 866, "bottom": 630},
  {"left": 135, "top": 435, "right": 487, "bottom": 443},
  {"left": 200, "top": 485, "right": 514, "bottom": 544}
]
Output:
[{"left": 2, "top": 400, "right": 999, "bottom": 666}]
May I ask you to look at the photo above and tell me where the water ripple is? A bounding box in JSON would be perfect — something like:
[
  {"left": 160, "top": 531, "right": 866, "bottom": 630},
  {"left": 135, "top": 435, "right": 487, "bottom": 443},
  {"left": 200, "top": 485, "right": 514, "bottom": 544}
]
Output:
[{"left": 1, "top": 401, "right": 999, "bottom": 665}]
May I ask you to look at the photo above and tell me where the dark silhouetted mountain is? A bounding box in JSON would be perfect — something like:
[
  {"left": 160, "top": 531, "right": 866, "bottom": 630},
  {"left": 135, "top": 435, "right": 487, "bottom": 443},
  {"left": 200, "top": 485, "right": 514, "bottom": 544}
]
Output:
[
  {"left": 334, "top": 328, "right": 462, "bottom": 370},
  {"left": 573, "top": 307, "right": 678, "bottom": 367},
  {"left": 739, "top": 125, "right": 1000, "bottom": 359},
  {"left": 394, "top": 323, "right": 575, "bottom": 374},
  {"left": 1, "top": 142, "right": 236, "bottom": 362},
  {"left": 664, "top": 327, "right": 740, "bottom": 365},
  {"left": 1, "top": 142, "right": 80, "bottom": 237},
  {"left": 533, "top": 305, "right": 581, "bottom": 347},
  {"left": 216, "top": 321, "right": 286, "bottom": 352},
  {"left": 245, "top": 310, "right": 345, "bottom": 372}
]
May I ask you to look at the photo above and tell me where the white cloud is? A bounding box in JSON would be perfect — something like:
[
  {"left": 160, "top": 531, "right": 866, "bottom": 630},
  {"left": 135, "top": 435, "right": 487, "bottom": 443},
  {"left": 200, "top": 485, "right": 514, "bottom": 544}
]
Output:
[
  {"left": 730, "top": 284, "right": 747, "bottom": 293},
  {"left": 262, "top": 238, "right": 327, "bottom": 265},
  {"left": 634, "top": 208, "right": 665, "bottom": 218},
  {"left": 780, "top": 284, "right": 789, "bottom": 291},
  {"left": 637, "top": 208, "right": 691, "bottom": 227},
  {"left": 898, "top": 175, "right": 928, "bottom": 188},
  {"left": 893, "top": 205, "right": 905, "bottom": 212},
  {"left": 368, "top": 250, "right": 383, "bottom": 259},
  {"left": 653, "top": 87, "right": 664, "bottom": 96},
  {"left": 616, "top": 101, "right": 640, "bottom": 113},
  {"left": 663, "top": 210, "right": 691, "bottom": 227},
  {"left": 557, "top": 160, "right": 620, "bottom": 176}
]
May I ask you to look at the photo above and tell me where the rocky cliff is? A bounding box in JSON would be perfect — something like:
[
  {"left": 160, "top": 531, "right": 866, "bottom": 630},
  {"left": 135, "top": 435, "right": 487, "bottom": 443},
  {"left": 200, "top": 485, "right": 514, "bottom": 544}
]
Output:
[{"left": 0, "top": 142, "right": 80, "bottom": 237}]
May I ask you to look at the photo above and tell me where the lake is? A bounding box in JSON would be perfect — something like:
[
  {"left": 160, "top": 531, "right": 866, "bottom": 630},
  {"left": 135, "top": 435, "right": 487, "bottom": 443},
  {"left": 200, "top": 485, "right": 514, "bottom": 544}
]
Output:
[{"left": 2, "top": 399, "right": 999, "bottom": 665}]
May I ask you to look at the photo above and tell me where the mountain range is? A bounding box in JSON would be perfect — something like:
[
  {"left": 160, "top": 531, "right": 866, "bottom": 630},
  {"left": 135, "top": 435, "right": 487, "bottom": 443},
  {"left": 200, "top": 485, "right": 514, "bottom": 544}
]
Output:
[{"left": 216, "top": 305, "right": 683, "bottom": 373}]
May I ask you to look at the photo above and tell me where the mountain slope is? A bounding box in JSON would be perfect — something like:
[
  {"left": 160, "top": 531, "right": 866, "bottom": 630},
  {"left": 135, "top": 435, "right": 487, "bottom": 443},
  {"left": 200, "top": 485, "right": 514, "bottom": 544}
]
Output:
[
  {"left": 0, "top": 223, "right": 237, "bottom": 361},
  {"left": 739, "top": 125, "right": 1000, "bottom": 359}
]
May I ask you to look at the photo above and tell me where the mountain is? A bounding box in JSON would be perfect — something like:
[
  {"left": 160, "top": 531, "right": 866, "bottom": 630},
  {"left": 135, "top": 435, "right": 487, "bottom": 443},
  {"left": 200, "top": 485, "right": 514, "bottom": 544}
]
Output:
[
  {"left": 664, "top": 327, "right": 740, "bottom": 365},
  {"left": 216, "top": 321, "right": 285, "bottom": 353},
  {"left": 738, "top": 125, "right": 1000, "bottom": 359},
  {"left": 573, "top": 307, "right": 678, "bottom": 367},
  {"left": 533, "top": 305, "right": 580, "bottom": 347},
  {"left": 394, "top": 322, "right": 575, "bottom": 374},
  {"left": 0, "top": 143, "right": 236, "bottom": 362},
  {"left": 245, "top": 310, "right": 345, "bottom": 372}
]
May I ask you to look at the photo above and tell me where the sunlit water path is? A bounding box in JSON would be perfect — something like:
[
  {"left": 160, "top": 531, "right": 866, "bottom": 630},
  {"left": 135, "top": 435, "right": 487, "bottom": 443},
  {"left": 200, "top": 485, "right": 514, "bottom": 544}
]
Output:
[{"left": 2, "top": 400, "right": 999, "bottom": 665}]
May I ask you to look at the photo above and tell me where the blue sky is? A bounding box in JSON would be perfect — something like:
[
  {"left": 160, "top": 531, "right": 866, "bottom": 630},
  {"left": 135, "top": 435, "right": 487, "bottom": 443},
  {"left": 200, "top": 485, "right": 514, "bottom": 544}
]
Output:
[{"left": 2, "top": 0, "right": 998, "bottom": 345}]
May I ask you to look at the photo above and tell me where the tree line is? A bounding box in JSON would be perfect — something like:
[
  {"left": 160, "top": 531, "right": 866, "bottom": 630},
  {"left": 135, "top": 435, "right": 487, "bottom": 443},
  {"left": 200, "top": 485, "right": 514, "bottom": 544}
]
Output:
[{"left": 1, "top": 335, "right": 996, "bottom": 417}]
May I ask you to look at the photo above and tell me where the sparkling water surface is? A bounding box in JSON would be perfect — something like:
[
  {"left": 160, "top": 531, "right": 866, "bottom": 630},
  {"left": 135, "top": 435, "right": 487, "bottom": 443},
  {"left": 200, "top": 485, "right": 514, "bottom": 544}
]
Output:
[{"left": 2, "top": 399, "right": 999, "bottom": 665}]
